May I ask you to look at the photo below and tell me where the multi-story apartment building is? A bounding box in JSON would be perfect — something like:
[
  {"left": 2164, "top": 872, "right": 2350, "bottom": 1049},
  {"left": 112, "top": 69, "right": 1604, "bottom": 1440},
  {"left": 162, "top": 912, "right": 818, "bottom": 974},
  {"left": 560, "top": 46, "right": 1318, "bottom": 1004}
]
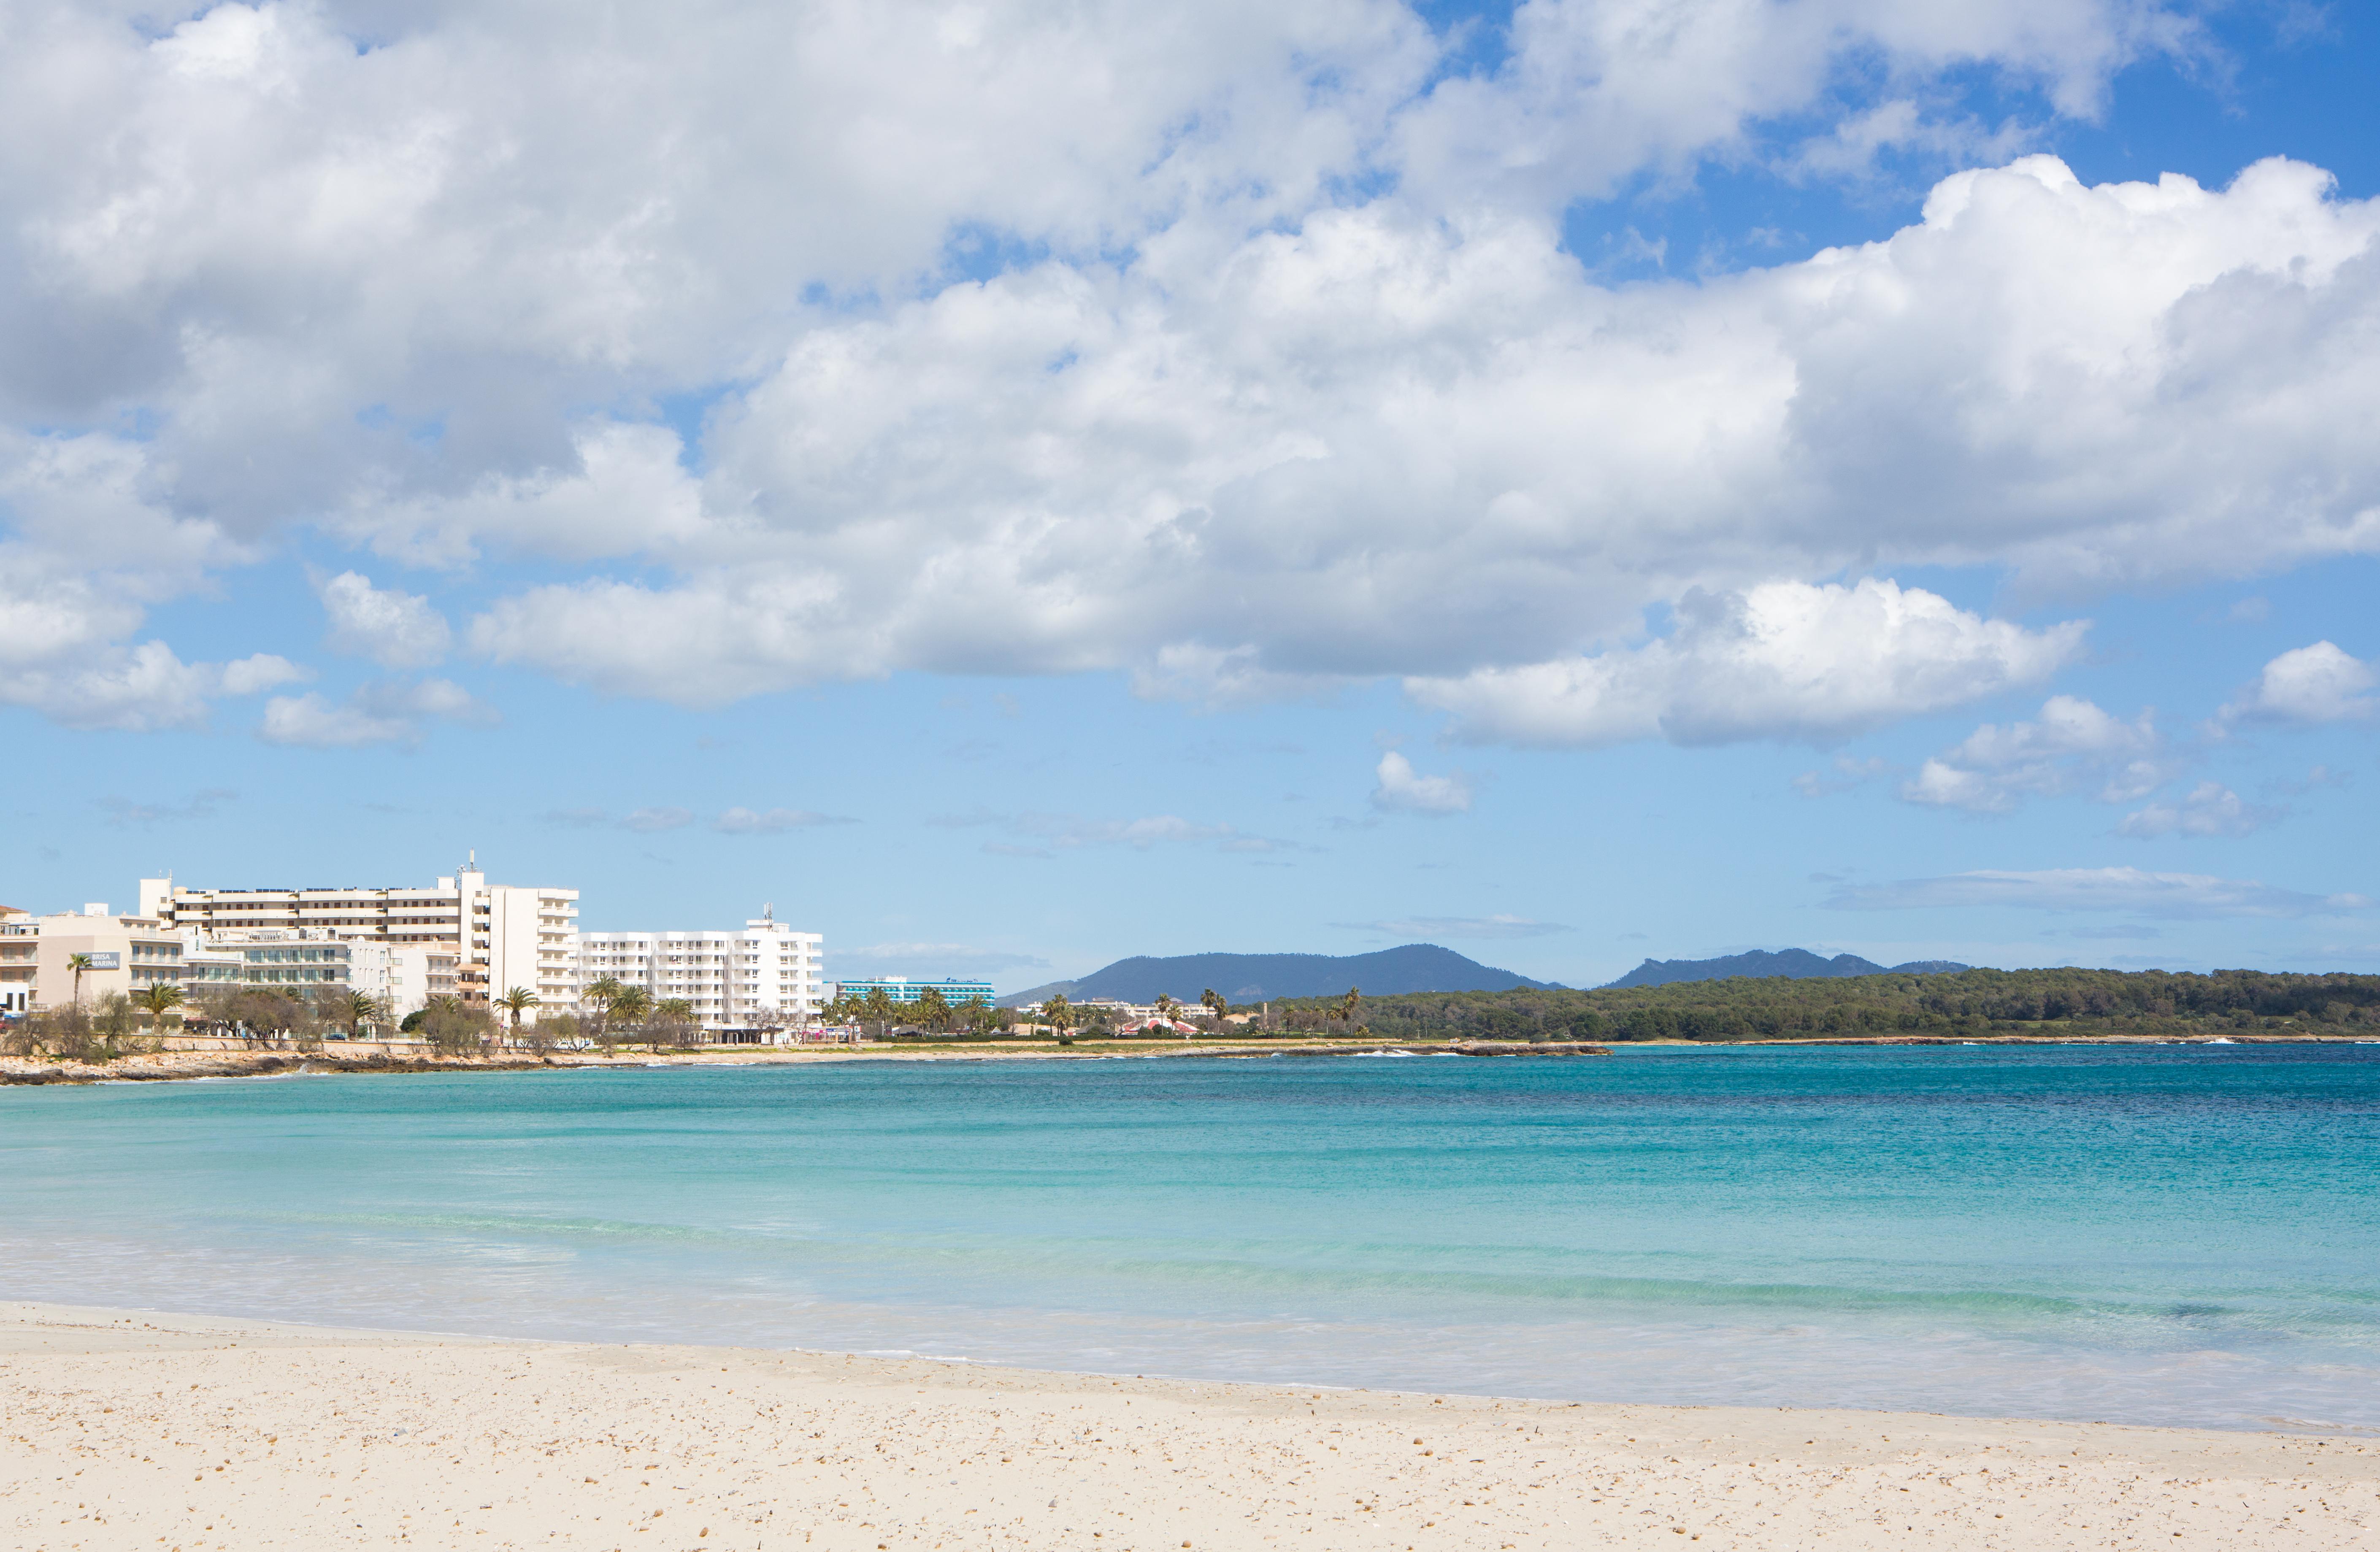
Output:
[
  {"left": 140, "top": 856, "right": 577, "bottom": 1018},
  {"left": 576, "top": 909, "right": 822, "bottom": 1039}
]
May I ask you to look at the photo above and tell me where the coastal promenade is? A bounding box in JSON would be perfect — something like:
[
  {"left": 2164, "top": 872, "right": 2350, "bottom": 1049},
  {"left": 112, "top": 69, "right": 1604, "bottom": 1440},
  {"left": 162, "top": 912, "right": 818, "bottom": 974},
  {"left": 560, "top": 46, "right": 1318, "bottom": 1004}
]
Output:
[{"left": 5, "top": 1301, "right": 2374, "bottom": 1550}]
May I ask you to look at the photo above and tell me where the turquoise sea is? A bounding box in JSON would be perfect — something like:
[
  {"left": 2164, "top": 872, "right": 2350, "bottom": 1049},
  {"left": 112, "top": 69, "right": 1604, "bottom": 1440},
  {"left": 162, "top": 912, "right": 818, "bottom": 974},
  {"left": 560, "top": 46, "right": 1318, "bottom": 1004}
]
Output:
[{"left": 4, "top": 1044, "right": 2376, "bottom": 1432}]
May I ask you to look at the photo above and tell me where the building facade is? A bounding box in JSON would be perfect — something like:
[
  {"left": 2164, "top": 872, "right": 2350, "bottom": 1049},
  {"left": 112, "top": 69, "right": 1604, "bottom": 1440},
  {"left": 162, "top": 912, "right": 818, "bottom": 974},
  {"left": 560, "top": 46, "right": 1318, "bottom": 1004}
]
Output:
[
  {"left": 140, "top": 856, "right": 577, "bottom": 1018},
  {"left": 177, "top": 931, "right": 454, "bottom": 1017},
  {"left": 347, "top": 940, "right": 456, "bottom": 1017},
  {"left": 15, "top": 907, "right": 187, "bottom": 1011},
  {"left": 576, "top": 910, "right": 823, "bottom": 1037},
  {"left": 180, "top": 933, "right": 354, "bottom": 997},
  {"left": 833, "top": 977, "right": 997, "bottom": 1007},
  {"left": 0, "top": 906, "right": 458, "bottom": 1023},
  {"left": 0, "top": 907, "right": 35, "bottom": 1013}
]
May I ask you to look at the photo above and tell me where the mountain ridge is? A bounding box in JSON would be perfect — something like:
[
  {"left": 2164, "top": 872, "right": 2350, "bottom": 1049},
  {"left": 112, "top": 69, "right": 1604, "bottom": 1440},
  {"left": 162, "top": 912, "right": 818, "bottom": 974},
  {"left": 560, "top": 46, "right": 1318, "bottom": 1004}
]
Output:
[
  {"left": 999, "top": 943, "right": 1560, "bottom": 1007},
  {"left": 1605, "top": 948, "right": 1970, "bottom": 989}
]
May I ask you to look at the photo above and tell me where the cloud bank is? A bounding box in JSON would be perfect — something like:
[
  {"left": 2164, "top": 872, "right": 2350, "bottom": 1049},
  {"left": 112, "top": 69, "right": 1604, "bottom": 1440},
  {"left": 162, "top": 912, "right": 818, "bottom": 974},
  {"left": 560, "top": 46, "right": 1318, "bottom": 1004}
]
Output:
[{"left": 5, "top": 3, "right": 2375, "bottom": 745}]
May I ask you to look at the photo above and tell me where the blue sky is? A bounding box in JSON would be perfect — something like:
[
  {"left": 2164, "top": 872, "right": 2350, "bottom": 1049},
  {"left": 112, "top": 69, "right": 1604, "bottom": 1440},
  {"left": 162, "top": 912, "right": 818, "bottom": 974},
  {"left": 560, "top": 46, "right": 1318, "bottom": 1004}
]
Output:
[{"left": 3, "top": 1, "right": 2376, "bottom": 990}]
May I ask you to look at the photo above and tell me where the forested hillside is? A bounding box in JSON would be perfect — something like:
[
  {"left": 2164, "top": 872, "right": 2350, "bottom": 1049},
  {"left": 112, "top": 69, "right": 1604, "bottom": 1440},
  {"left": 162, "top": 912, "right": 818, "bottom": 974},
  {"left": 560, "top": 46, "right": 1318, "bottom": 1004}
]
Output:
[
  {"left": 1604, "top": 948, "right": 1968, "bottom": 988},
  {"left": 1255, "top": 967, "right": 2380, "bottom": 1041},
  {"left": 1001, "top": 943, "right": 1555, "bottom": 1006}
]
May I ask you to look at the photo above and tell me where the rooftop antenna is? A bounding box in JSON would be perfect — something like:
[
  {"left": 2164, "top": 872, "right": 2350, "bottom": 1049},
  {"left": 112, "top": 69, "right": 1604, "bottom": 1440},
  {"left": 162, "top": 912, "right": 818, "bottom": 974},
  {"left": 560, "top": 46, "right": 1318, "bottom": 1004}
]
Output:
[{"left": 763, "top": 902, "right": 774, "bottom": 921}]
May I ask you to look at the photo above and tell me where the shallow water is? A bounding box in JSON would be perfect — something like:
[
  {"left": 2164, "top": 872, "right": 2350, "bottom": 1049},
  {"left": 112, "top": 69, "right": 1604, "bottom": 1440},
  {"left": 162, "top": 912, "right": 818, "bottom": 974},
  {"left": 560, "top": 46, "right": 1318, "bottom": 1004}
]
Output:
[{"left": 4, "top": 1044, "right": 2376, "bottom": 1431}]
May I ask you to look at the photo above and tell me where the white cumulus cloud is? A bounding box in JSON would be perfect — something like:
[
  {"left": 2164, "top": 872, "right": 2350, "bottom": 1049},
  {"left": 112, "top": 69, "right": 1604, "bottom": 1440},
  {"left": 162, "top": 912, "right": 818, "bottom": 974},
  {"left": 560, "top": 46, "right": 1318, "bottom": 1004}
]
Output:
[
  {"left": 2118, "top": 782, "right": 2280, "bottom": 839},
  {"left": 258, "top": 678, "right": 494, "bottom": 749},
  {"left": 2220, "top": 641, "right": 2376, "bottom": 726},
  {"left": 1409, "top": 580, "right": 2082, "bottom": 749},
  {"left": 1370, "top": 751, "right": 1474, "bottom": 814},
  {"left": 316, "top": 570, "right": 452, "bottom": 669},
  {"left": 1900, "top": 696, "right": 2167, "bottom": 815},
  {"left": 0, "top": 640, "right": 303, "bottom": 733}
]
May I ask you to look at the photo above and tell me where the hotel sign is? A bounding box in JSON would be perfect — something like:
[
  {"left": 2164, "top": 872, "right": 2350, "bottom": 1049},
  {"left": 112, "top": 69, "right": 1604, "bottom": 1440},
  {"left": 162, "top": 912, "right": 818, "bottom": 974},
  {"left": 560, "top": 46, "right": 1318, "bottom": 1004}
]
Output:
[{"left": 84, "top": 952, "right": 121, "bottom": 970}]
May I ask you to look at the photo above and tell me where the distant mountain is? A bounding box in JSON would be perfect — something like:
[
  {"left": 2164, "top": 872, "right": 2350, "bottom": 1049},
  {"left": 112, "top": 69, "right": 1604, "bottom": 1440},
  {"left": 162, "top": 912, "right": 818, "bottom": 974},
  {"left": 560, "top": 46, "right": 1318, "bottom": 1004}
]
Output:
[
  {"left": 1000, "top": 944, "right": 1561, "bottom": 1007},
  {"left": 1605, "top": 949, "right": 1970, "bottom": 989}
]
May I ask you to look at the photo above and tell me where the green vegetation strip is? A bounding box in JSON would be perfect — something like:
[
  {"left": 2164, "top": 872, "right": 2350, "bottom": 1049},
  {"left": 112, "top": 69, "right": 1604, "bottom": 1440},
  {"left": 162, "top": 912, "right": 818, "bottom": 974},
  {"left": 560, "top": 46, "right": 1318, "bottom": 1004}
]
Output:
[{"left": 1257, "top": 968, "right": 2380, "bottom": 1042}]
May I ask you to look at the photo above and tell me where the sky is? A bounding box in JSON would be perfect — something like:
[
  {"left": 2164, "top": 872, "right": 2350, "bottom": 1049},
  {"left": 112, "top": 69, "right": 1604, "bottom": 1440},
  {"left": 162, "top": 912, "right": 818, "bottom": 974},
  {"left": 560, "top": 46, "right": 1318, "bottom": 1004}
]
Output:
[{"left": 2, "top": 0, "right": 2376, "bottom": 992}]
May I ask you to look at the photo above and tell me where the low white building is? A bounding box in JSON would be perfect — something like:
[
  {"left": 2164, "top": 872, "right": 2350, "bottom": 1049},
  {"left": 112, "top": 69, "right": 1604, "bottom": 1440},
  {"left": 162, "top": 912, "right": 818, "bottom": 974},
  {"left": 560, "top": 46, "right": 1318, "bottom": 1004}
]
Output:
[
  {"left": 346, "top": 940, "right": 456, "bottom": 1018},
  {"left": 576, "top": 909, "right": 823, "bottom": 1041}
]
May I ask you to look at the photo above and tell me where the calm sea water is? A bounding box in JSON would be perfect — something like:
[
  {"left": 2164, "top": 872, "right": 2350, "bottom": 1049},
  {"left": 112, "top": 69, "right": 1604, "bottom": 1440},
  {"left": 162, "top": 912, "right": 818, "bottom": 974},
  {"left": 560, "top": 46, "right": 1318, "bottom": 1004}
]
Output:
[{"left": 3, "top": 1045, "right": 2376, "bottom": 1432}]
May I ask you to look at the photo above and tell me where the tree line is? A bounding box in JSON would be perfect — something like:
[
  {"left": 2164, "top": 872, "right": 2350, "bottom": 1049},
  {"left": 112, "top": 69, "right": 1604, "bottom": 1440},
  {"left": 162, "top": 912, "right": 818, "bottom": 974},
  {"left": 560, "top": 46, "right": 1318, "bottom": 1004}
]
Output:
[
  {"left": 1, "top": 978, "right": 712, "bottom": 1063},
  {"left": 821, "top": 984, "right": 1007, "bottom": 1038},
  {"left": 1255, "top": 966, "right": 2380, "bottom": 1042}
]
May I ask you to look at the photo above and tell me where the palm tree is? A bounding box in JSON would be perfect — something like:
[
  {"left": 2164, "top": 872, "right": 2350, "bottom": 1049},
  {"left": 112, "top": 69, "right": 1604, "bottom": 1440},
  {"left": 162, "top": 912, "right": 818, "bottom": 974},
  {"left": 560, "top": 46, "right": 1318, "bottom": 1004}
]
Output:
[
  {"left": 581, "top": 975, "right": 625, "bottom": 1042},
  {"left": 1200, "top": 988, "right": 1226, "bottom": 1027},
  {"left": 343, "top": 990, "right": 387, "bottom": 1038},
  {"left": 1041, "top": 991, "right": 1074, "bottom": 1045},
  {"left": 134, "top": 982, "right": 184, "bottom": 1037},
  {"left": 66, "top": 953, "right": 94, "bottom": 1006},
  {"left": 861, "top": 986, "right": 895, "bottom": 1038},
  {"left": 419, "top": 994, "right": 460, "bottom": 1041},
  {"left": 609, "top": 985, "right": 652, "bottom": 1045},
  {"left": 654, "top": 997, "right": 695, "bottom": 1048},
  {"left": 496, "top": 986, "right": 540, "bottom": 1044},
  {"left": 916, "top": 985, "right": 952, "bottom": 1033},
  {"left": 1338, "top": 986, "right": 1362, "bottom": 1032}
]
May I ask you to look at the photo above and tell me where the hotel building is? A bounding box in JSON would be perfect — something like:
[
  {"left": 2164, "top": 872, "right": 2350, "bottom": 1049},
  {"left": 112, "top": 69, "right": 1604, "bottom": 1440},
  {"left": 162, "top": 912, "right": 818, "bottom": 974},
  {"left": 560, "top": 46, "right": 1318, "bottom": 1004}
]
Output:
[
  {"left": 576, "top": 909, "right": 823, "bottom": 1039},
  {"left": 2, "top": 905, "right": 186, "bottom": 1012},
  {"left": 140, "top": 856, "right": 577, "bottom": 1018},
  {"left": 833, "top": 976, "right": 997, "bottom": 1007}
]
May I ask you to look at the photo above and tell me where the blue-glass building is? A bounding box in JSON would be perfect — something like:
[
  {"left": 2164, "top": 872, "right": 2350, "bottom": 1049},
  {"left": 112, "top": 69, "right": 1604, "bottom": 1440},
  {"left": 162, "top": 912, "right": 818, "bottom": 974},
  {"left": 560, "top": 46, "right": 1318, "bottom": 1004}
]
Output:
[{"left": 833, "top": 977, "right": 996, "bottom": 1006}]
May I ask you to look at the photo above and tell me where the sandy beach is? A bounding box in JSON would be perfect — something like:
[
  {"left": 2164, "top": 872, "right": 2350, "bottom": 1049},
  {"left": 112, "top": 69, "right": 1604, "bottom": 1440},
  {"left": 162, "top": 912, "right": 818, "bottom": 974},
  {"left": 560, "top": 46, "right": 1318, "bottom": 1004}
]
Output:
[
  {"left": 3, "top": 1302, "right": 2372, "bottom": 1550},
  {"left": 3, "top": 1029, "right": 2348, "bottom": 1088}
]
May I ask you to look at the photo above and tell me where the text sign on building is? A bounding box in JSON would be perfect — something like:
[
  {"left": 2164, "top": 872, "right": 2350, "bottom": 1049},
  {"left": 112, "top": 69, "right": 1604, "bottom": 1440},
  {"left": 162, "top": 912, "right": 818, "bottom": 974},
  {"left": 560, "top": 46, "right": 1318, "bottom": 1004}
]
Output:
[{"left": 84, "top": 952, "right": 122, "bottom": 970}]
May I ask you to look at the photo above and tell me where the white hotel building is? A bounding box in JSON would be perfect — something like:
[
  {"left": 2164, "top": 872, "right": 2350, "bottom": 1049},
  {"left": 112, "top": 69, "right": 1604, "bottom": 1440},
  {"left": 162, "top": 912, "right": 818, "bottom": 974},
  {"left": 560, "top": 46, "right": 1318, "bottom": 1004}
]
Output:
[
  {"left": 576, "top": 909, "right": 823, "bottom": 1039},
  {"left": 139, "top": 856, "right": 579, "bottom": 1018}
]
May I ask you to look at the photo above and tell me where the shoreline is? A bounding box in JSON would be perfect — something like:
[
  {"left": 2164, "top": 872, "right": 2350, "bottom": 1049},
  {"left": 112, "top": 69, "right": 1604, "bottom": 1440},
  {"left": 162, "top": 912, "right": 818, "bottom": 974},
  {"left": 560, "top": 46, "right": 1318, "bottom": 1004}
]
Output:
[
  {"left": 3, "top": 1029, "right": 2367, "bottom": 1086},
  {"left": 5, "top": 1300, "right": 2373, "bottom": 1550}
]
